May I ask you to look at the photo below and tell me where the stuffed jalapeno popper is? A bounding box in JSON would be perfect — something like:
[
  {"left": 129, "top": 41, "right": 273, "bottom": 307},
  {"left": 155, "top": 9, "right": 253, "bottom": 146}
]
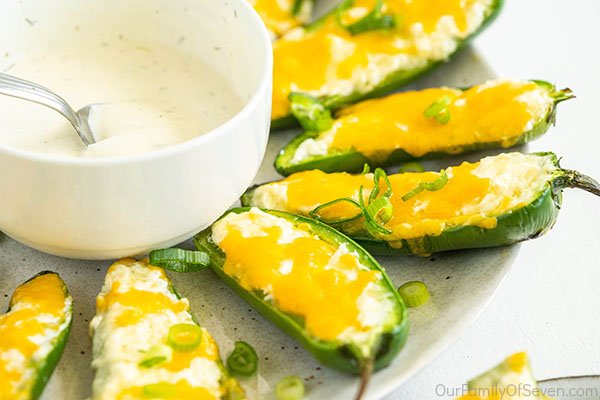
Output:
[
  {"left": 457, "top": 352, "right": 551, "bottom": 400},
  {"left": 276, "top": 80, "right": 573, "bottom": 175},
  {"left": 0, "top": 272, "right": 72, "bottom": 400},
  {"left": 194, "top": 208, "right": 408, "bottom": 395},
  {"left": 90, "top": 259, "right": 245, "bottom": 400},
  {"left": 244, "top": 152, "right": 600, "bottom": 256},
  {"left": 272, "top": 0, "right": 503, "bottom": 129},
  {"left": 250, "top": 0, "right": 313, "bottom": 38}
]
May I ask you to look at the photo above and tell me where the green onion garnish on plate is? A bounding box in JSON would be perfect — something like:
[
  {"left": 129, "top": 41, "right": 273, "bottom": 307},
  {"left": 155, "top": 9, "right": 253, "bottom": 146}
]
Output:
[
  {"left": 276, "top": 375, "right": 306, "bottom": 400},
  {"left": 149, "top": 248, "right": 210, "bottom": 272},
  {"left": 398, "top": 281, "right": 430, "bottom": 307},
  {"left": 226, "top": 341, "right": 258, "bottom": 377}
]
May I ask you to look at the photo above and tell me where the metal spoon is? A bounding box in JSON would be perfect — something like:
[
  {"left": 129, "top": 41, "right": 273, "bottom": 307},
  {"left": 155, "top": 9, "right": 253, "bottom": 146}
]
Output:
[{"left": 0, "top": 72, "right": 96, "bottom": 145}]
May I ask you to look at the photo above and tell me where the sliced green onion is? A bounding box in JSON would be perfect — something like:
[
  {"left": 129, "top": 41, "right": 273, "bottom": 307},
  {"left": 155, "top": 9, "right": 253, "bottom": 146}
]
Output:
[
  {"left": 361, "top": 163, "right": 371, "bottom": 174},
  {"left": 142, "top": 382, "right": 176, "bottom": 398},
  {"left": 309, "top": 197, "right": 363, "bottom": 224},
  {"left": 227, "top": 341, "right": 258, "bottom": 377},
  {"left": 398, "top": 281, "right": 430, "bottom": 307},
  {"left": 365, "top": 196, "right": 393, "bottom": 224},
  {"left": 423, "top": 95, "right": 452, "bottom": 125},
  {"left": 289, "top": 92, "right": 333, "bottom": 132},
  {"left": 358, "top": 186, "right": 392, "bottom": 235},
  {"left": 167, "top": 323, "right": 202, "bottom": 352},
  {"left": 369, "top": 168, "right": 392, "bottom": 203},
  {"left": 398, "top": 162, "right": 425, "bottom": 173},
  {"left": 309, "top": 167, "right": 394, "bottom": 236},
  {"left": 337, "top": 0, "right": 397, "bottom": 36},
  {"left": 149, "top": 248, "right": 210, "bottom": 273},
  {"left": 401, "top": 171, "right": 449, "bottom": 202},
  {"left": 334, "top": 0, "right": 353, "bottom": 21},
  {"left": 290, "top": 0, "right": 305, "bottom": 17},
  {"left": 139, "top": 344, "right": 173, "bottom": 368},
  {"left": 276, "top": 376, "right": 305, "bottom": 400}
]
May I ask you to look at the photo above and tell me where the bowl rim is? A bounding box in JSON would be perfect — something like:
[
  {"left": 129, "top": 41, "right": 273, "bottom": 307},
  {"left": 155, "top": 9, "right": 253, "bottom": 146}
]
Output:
[{"left": 0, "top": 0, "right": 273, "bottom": 167}]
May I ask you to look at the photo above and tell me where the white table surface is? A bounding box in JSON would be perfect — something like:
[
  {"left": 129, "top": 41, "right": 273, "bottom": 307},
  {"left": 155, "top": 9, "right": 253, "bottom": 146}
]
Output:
[{"left": 386, "top": 1, "right": 600, "bottom": 399}]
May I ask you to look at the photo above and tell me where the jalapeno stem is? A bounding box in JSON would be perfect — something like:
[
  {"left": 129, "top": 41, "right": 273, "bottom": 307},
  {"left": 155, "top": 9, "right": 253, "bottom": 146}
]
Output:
[
  {"left": 354, "top": 359, "right": 374, "bottom": 400},
  {"left": 559, "top": 169, "right": 600, "bottom": 197},
  {"left": 551, "top": 87, "right": 575, "bottom": 103}
]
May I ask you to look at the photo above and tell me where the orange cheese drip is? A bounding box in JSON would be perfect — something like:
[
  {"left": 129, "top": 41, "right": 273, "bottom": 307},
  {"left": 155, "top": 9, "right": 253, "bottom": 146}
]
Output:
[
  {"left": 117, "top": 380, "right": 217, "bottom": 400},
  {"left": 0, "top": 273, "right": 67, "bottom": 397},
  {"left": 330, "top": 81, "right": 543, "bottom": 161},
  {"left": 218, "top": 217, "right": 379, "bottom": 341},
  {"left": 272, "top": 0, "right": 474, "bottom": 118},
  {"left": 253, "top": 0, "right": 303, "bottom": 36},
  {"left": 283, "top": 163, "right": 496, "bottom": 240}
]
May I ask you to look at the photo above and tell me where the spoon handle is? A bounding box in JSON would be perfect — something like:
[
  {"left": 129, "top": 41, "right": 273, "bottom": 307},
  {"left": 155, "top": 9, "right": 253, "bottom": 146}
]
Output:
[{"left": 0, "top": 72, "right": 95, "bottom": 145}]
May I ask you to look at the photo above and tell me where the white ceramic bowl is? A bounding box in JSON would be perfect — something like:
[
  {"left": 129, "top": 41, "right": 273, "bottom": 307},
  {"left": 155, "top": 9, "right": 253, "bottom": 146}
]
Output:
[{"left": 0, "top": 0, "right": 272, "bottom": 259}]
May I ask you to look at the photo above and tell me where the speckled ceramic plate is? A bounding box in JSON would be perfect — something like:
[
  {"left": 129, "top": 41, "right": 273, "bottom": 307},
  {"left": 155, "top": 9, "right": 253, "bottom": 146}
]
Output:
[
  {"left": 539, "top": 376, "right": 600, "bottom": 400},
  {"left": 0, "top": 44, "right": 521, "bottom": 400}
]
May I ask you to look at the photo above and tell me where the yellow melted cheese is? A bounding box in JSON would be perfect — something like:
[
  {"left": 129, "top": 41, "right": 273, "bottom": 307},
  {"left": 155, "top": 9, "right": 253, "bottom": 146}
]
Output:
[
  {"left": 91, "top": 259, "right": 223, "bottom": 400},
  {"left": 272, "top": 0, "right": 492, "bottom": 118},
  {"left": 0, "top": 273, "right": 69, "bottom": 399},
  {"left": 252, "top": 153, "right": 557, "bottom": 241},
  {"left": 212, "top": 209, "right": 388, "bottom": 342},
  {"left": 250, "top": 0, "right": 308, "bottom": 37},
  {"left": 294, "top": 80, "right": 553, "bottom": 162}
]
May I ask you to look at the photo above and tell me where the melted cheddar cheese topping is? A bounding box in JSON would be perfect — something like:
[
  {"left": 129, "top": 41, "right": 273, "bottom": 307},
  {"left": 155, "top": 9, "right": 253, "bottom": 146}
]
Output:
[
  {"left": 273, "top": 0, "right": 493, "bottom": 118},
  {"left": 90, "top": 259, "right": 224, "bottom": 400},
  {"left": 212, "top": 208, "right": 396, "bottom": 344},
  {"left": 457, "top": 352, "right": 552, "bottom": 400},
  {"left": 293, "top": 80, "right": 554, "bottom": 163},
  {"left": 250, "top": 0, "right": 311, "bottom": 37},
  {"left": 251, "top": 153, "right": 557, "bottom": 243},
  {"left": 0, "top": 273, "right": 70, "bottom": 399}
]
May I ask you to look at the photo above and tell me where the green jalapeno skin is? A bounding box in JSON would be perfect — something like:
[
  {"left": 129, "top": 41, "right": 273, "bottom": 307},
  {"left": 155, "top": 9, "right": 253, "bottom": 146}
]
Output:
[
  {"left": 271, "top": 0, "right": 504, "bottom": 131},
  {"left": 1, "top": 271, "right": 73, "bottom": 400},
  {"left": 244, "top": 153, "right": 600, "bottom": 256},
  {"left": 194, "top": 208, "right": 409, "bottom": 375},
  {"left": 275, "top": 81, "right": 571, "bottom": 176}
]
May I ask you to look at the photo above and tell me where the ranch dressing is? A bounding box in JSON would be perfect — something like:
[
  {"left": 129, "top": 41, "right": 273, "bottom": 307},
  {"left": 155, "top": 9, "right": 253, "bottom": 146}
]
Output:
[{"left": 0, "top": 38, "right": 243, "bottom": 158}]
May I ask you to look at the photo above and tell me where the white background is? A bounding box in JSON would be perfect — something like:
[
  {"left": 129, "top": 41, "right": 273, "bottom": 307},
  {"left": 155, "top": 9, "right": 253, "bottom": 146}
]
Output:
[{"left": 386, "top": 1, "right": 600, "bottom": 399}]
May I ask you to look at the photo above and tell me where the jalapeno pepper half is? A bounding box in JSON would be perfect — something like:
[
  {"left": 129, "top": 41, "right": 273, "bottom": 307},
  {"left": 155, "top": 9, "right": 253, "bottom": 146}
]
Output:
[
  {"left": 275, "top": 79, "right": 573, "bottom": 175},
  {"left": 194, "top": 208, "right": 409, "bottom": 397},
  {"left": 244, "top": 152, "right": 600, "bottom": 256},
  {"left": 271, "top": 0, "right": 504, "bottom": 129},
  {"left": 90, "top": 259, "right": 245, "bottom": 400},
  {"left": 0, "top": 271, "right": 73, "bottom": 400}
]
